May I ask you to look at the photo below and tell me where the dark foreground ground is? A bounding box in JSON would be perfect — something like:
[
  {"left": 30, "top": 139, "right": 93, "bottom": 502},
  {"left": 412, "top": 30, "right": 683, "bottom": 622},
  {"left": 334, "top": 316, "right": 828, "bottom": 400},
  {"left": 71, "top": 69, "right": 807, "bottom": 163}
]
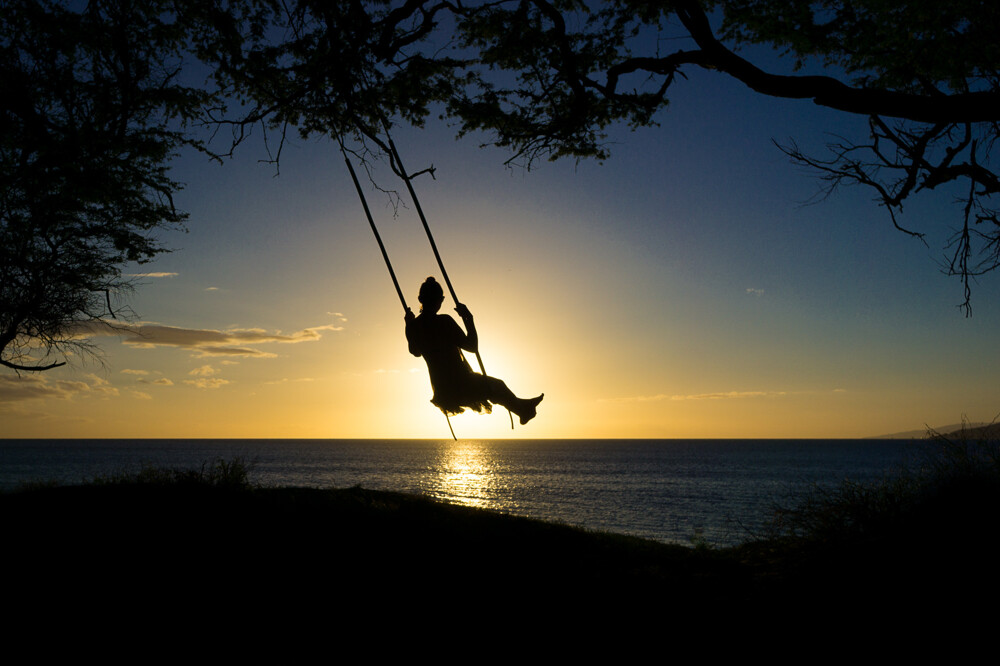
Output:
[{"left": 5, "top": 472, "right": 999, "bottom": 638}]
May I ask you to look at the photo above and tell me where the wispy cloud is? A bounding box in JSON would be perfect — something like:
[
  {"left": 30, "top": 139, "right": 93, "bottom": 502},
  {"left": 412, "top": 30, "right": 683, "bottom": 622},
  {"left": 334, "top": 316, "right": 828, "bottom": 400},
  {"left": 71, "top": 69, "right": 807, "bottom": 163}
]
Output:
[
  {"left": 602, "top": 388, "right": 847, "bottom": 403},
  {"left": 135, "top": 377, "right": 174, "bottom": 386},
  {"left": 746, "top": 288, "right": 765, "bottom": 296},
  {"left": 672, "top": 390, "right": 787, "bottom": 400},
  {"left": 188, "top": 364, "right": 218, "bottom": 377},
  {"left": 126, "top": 272, "right": 178, "bottom": 278},
  {"left": 263, "top": 377, "right": 317, "bottom": 385},
  {"left": 0, "top": 374, "right": 118, "bottom": 403},
  {"left": 601, "top": 390, "right": 789, "bottom": 403},
  {"left": 86, "top": 375, "right": 119, "bottom": 396},
  {"left": 183, "top": 378, "right": 230, "bottom": 389},
  {"left": 121, "top": 369, "right": 149, "bottom": 375},
  {"left": 75, "top": 321, "right": 344, "bottom": 358},
  {"left": 0, "top": 376, "right": 66, "bottom": 402}
]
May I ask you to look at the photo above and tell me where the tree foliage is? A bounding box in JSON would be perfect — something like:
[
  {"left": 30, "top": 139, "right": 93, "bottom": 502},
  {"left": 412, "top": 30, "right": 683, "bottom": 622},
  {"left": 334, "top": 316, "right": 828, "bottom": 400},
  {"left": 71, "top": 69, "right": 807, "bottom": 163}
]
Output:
[
  {"left": 215, "top": 0, "right": 1000, "bottom": 313},
  {"left": 716, "top": 0, "right": 1000, "bottom": 313},
  {"left": 0, "top": 0, "right": 212, "bottom": 371},
  {"left": 188, "top": 0, "right": 467, "bottom": 173},
  {"left": 4, "top": 0, "right": 999, "bottom": 375},
  {"left": 447, "top": 0, "right": 1000, "bottom": 313}
]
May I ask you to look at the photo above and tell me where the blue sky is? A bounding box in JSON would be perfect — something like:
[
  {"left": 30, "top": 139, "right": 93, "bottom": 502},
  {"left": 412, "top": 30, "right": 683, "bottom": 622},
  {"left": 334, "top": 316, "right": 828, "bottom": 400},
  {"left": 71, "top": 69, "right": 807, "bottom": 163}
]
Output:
[{"left": 3, "top": 31, "right": 998, "bottom": 439}]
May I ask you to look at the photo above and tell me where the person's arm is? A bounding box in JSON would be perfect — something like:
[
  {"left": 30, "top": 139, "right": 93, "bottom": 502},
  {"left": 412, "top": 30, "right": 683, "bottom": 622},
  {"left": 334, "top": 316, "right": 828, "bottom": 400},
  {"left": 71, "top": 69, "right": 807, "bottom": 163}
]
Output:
[
  {"left": 404, "top": 308, "right": 421, "bottom": 357},
  {"left": 454, "top": 303, "right": 478, "bottom": 353}
]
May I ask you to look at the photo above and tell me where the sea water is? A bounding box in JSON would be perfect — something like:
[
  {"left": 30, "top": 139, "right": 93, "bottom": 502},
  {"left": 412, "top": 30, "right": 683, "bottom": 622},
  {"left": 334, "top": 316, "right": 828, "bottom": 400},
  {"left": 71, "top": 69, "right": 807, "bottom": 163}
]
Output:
[{"left": 0, "top": 438, "right": 926, "bottom": 546}]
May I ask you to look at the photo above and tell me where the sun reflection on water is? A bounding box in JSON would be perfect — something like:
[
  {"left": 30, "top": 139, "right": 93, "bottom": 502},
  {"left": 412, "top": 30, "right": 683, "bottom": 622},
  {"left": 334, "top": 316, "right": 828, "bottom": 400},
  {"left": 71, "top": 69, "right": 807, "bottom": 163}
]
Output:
[{"left": 428, "top": 440, "right": 505, "bottom": 510}]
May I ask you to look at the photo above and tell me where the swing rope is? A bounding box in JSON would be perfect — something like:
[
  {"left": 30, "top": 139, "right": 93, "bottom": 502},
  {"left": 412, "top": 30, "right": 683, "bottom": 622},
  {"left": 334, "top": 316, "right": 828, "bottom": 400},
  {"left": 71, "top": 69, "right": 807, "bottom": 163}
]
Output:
[
  {"left": 338, "top": 134, "right": 457, "bottom": 441},
  {"left": 338, "top": 124, "right": 513, "bottom": 435},
  {"left": 445, "top": 413, "right": 456, "bottom": 440},
  {"left": 381, "top": 127, "right": 464, "bottom": 340},
  {"left": 337, "top": 135, "right": 409, "bottom": 313},
  {"left": 379, "top": 120, "right": 515, "bottom": 430}
]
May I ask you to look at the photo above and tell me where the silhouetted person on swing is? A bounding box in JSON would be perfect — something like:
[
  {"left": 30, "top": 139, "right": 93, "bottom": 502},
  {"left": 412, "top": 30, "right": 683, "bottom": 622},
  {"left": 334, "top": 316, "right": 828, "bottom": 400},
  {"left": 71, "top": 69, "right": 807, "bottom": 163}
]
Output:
[{"left": 405, "top": 277, "right": 543, "bottom": 424}]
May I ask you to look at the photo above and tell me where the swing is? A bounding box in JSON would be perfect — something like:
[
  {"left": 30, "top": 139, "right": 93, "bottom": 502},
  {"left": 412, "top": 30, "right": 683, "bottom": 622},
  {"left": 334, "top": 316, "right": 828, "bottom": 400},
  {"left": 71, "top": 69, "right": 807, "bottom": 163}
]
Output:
[{"left": 337, "top": 129, "right": 517, "bottom": 439}]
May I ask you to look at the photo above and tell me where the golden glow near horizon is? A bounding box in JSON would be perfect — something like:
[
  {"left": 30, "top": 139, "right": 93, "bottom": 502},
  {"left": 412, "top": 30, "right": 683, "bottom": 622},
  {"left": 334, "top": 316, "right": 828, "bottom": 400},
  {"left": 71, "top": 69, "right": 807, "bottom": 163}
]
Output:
[{"left": 3, "top": 102, "right": 999, "bottom": 439}]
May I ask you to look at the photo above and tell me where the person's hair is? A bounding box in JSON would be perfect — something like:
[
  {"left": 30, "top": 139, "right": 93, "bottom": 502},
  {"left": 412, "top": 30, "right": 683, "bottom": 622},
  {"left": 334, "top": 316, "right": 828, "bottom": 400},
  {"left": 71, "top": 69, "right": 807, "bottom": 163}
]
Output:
[{"left": 418, "top": 276, "right": 443, "bottom": 310}]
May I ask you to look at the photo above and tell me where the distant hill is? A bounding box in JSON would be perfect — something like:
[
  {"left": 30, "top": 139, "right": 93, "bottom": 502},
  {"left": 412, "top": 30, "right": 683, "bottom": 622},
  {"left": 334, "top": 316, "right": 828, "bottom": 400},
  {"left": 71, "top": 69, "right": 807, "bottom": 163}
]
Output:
[{"left": 871, "top": 422, "right": 999, "bottom": 440}]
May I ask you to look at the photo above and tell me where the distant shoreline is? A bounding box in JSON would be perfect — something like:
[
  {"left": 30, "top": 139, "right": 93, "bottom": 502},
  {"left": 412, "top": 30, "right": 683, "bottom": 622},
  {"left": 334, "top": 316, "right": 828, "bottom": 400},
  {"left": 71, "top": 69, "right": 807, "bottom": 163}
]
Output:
[{"left": 870, "top": 422, "right": 999, "bottom": 439}]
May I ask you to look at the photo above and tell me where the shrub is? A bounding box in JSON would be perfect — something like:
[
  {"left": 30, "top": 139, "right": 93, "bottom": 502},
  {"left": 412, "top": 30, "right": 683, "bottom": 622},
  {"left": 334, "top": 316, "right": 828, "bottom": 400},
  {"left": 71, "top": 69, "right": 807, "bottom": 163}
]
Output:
[
  {"left": 90, "top": 456, "right": 259, "bottom": 490},
  {"left": 765, "top": 416, "right": 1000, "bottom": 544}
]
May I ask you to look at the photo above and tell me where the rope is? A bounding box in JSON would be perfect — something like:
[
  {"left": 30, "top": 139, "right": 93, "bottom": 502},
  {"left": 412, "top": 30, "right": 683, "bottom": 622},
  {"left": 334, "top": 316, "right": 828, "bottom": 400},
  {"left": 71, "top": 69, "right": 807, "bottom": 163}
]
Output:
[
  {"left": 338, "top": 126, "right": 514, "bottom": 434},
  {"left": 380, "top": 121, "right": 515, "bottom": 430},
  {"left": 337, "top": 136, "right": 409, "bottom": 313}
]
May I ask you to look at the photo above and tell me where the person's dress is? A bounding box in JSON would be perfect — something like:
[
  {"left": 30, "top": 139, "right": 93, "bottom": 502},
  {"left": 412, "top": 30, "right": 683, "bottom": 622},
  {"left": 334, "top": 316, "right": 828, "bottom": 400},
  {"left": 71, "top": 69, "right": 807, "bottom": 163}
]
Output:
[{"left": 407, "top": 313, "right": 492, "bottom": 415}]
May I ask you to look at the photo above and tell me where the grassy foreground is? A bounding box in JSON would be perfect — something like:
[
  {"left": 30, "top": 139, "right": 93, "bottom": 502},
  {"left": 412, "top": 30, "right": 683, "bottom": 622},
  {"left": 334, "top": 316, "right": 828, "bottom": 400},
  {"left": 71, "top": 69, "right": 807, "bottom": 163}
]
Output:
[{"left": 5, "top": 427, "right": 1000, "bottom": 627}]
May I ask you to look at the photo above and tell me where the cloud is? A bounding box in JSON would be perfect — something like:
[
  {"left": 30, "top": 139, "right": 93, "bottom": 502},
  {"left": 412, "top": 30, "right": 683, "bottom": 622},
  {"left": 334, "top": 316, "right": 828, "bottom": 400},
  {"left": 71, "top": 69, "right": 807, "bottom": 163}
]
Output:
[
  {"left": 121, "top": 369, "right": 149, "bottom": 375},
  {"left": 601, "top": 390, "right": 789, "bottom": 403},
  {"left": 601, "top": 388, "right": 848, "bottom": 403},
  {"left": 76, "top": 321, "right": 344, "bottom": 358},
  {"left": 191, "top": 347, "right": 278, "bottom": 358},
  {"left": 85, "top": 374, "right": 119, "bottom": 397},
  {"left": 131, "top": 390, "right": 153, "bottom": 400},
  {"left": 205, "top": 287, "right": 220, "bottom": 291},
  {"left": 0, "top": 376, "right": 66, "bottom": 402},
  {"left": 0, "top": 374, "right": 118, "bottom": 403},
  {"left": 126, "top": 272, "right": 178, "bottom": 278},
  {"left": 183, "top": 378, "right": 230, "bottom": 389},
  {"left": 746, "top": 288, "right": 765, "bottom": 296},
  {"left": 134, "top": 377, "right": 174, "bottom": 386},
  {"left": 189, "top": 364, "right": 217, "bottom": 377},
  {"left": 671, "top": 390, "right": 786, "bottom": 401}
]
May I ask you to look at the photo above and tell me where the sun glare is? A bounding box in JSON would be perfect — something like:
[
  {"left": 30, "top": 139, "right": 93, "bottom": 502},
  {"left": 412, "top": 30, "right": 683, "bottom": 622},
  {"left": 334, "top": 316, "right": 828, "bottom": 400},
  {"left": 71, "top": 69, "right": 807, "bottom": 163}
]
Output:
[{"left": 428, "top": 441, "right": 496, "bottom": 509}]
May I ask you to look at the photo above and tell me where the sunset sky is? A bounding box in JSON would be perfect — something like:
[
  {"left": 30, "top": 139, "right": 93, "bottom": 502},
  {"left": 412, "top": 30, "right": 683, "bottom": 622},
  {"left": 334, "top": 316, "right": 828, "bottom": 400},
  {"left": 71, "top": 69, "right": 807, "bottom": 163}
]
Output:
[{"left": 4, "top": 55, "right": 999, "bottom": 439}]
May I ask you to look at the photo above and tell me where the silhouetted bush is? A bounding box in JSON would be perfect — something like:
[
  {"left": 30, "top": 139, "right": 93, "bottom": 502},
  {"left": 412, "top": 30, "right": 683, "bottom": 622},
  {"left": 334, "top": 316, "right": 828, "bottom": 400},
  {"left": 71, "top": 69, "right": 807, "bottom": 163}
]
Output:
[
  {"left": 766, "top": 417, "right": 1000, "bottom": 546},
  {"left": 88, "top": 456, "right": 259, "bottom": 490}
]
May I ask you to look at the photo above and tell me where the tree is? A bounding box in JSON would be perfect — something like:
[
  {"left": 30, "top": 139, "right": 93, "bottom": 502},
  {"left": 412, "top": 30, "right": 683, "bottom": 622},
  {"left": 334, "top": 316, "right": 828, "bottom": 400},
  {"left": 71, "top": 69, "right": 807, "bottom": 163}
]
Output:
[
  {"left": 189, "top": 0, "right": 465, "bottom": 171},
  {"left": 5, "top": 0, "right": 994, "bottom": 372},
  {"left": 449, "top": 0, "right": 1000, "bottom": 314},
  {"left": 0, "top": 0, "right": 213, "bottom": 371},
  {"left": 218, "top": 0, "right": 1000, "bottom": 313}
]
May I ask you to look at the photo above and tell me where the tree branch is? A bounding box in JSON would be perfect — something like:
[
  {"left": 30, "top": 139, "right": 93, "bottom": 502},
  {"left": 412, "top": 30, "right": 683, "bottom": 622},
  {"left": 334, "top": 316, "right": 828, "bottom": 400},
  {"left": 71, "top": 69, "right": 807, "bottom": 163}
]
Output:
[{"left": 673, "top": 0, "right": 1000, "bottom": 124}]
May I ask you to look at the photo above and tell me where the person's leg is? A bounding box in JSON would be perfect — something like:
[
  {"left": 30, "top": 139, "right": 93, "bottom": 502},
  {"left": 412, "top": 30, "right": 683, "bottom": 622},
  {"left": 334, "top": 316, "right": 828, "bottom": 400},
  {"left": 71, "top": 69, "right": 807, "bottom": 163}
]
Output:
[
  {"left": 481, "top": 376, "right": 516, "bottom": 405},
  {"left": 481, "top": 376, "right": 543, "bottom": 425}
]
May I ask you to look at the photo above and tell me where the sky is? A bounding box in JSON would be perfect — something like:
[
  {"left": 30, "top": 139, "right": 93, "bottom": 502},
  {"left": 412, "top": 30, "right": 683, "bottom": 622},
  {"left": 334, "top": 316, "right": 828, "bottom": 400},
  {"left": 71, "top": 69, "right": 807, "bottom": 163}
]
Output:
[{"left": 4, "top": 37, "right": 999, "bottom": 439}]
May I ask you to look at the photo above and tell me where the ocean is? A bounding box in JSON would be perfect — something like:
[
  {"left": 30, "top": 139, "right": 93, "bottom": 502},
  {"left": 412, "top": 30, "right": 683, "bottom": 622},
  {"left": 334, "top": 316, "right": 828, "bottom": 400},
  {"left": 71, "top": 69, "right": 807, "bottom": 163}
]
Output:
[{"left": 0, "top": 438, "right": 927, "bottom": 546}]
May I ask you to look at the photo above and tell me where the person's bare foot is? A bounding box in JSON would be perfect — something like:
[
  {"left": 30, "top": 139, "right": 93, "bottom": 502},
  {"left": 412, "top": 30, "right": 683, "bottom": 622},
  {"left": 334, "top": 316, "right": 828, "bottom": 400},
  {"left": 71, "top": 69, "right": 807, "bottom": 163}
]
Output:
[{"left": 518, "top": 394, "right": 544, "bottom": 425}]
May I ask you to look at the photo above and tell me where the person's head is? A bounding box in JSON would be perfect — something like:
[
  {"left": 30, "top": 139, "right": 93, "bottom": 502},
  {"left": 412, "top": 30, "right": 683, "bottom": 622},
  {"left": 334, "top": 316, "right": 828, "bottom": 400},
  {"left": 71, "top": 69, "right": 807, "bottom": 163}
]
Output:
[{"left": 418, "top": 276, "right": 444, "bottom": 313}]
